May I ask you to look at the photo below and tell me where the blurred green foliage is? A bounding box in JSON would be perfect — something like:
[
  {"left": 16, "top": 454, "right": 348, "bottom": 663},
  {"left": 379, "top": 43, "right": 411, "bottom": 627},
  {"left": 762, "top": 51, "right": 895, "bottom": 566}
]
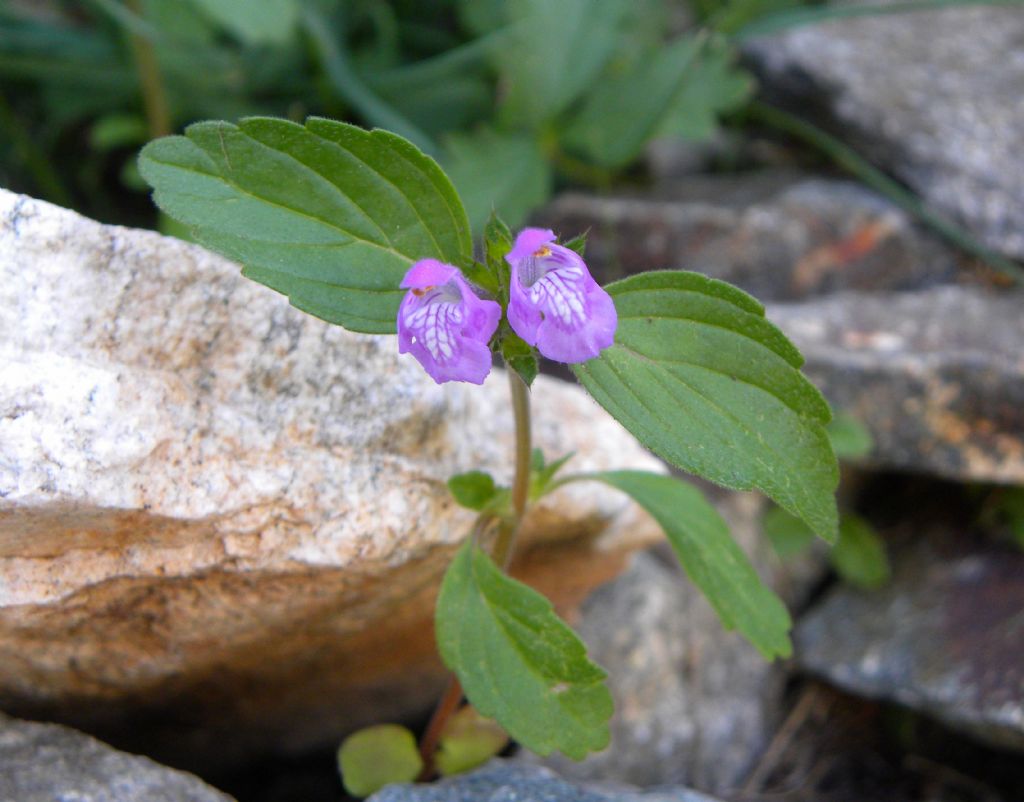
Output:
[{"left": 0, "top": 0, "right": 759, "bottom": 230}]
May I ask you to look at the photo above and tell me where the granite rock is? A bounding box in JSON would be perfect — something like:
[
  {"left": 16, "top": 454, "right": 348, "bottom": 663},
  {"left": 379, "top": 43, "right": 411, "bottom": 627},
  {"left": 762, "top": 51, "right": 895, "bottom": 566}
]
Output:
[
  {"left": 744, "top": 1, "right": 1024, "bottom": 260},
  {"left": 768, "top": 286, "right": 1024, "bottom": 483},
  {"left": 0, "top": 712, "right": 235, "bottom": 802},
  {"left": 0, "top": 189, "right": 664, "bottom": 769},
  {"left": 795, "top": 536, "right": 1024, "bottom": 752},
  {"left": 539, "top": 174, "right": 963, "bottom": 301},
  {"left": 370, "top": 760, "right": 724, "bottom": 802}
]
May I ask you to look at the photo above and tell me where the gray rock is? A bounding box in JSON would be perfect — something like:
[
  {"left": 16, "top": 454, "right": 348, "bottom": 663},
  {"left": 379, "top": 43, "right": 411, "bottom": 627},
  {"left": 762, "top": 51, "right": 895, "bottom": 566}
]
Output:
[
  {"left": 796, "top": 536, "right": 1024, "bottom": 752},
  {"left": 0, "top": 189, "right": 664, "bottom": 769},
  {"left": 539, "top": 174, "right": 963, "bottom": 301},
  {"left": 524, "top": 492, "right": 825, "bottom": 792},
  {"left": 768, "top": 286, "right": 1024, "bottom": 483},
  {"left": 744, "top": 1, "right": 1024, "bottom": 260},
  {"left": 370, "top": 760, "right": 724, "bottom": 802},
  {"left": 0, "top": 712, "right": 235, "bottom": 802}
]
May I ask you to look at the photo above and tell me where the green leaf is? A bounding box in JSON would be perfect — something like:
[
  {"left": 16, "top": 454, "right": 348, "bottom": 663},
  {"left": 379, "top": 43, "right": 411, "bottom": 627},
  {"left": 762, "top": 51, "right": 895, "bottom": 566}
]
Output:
[
  {"left": 337, "top": 724, "right": 423, "bottom": 798},
  {"left": 562, "top": 35, "right": 704, "bottom": 169},
  {"left": 589, "top": 471, "right": 792, "bottom": 659},
  {"left": 826, "top": 413, "right": 874, "bottom": 460},
  {"left": 435, "top": 706, "right": 509, "bottom": 777},
  {"left": 530, "top": 451, "right": 575, "bottom": 500},
  {"left": 443, "top": 129, "right": 552, "bottom": 234},
  {"left": 138, "top": 117, "right": 472, "bottom": 334},
  {"left": 491, "top": 0, "right": 631, "bottom": 127},
  {"left": 435, "top": 540, "right": 612, "bottom": 759},
  {"left": 573, "top": 271, "right": 839, "bottom": 541},
  {"left": 656, "top": 38, "right": 754, "bottom": 143},
  {"left": 562, "top": 230, "right": 588, "bottom": 258},
  {"left": 831, "top": 515, "right": 890, "bottom": 590},
  {"left": 448, "top": 471, "right": 499, "bottom": 511},
  {"left": 501, "top": 332, "right": 539, "bottom": 388},
  {"left": 763, "top": 505, "right": 815, "bottom": 559},
  {"left": 188, "top": 0, "right": 299, "bottom": 45},
  {"left": 484, "top": 210, "right": 514, "bottom": 296}
]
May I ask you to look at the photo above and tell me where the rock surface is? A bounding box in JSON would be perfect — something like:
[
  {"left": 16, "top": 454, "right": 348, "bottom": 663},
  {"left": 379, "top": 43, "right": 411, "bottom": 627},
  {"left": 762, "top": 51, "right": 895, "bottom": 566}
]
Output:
[
  {"left": 0, "top": 189, "right": 663, "bottom": 770},
  {"left": 540, "top": 174, "right": 964, "bottom": 301},
  {"left": 744, "top": 1, "right": 1024, "bottom": 260},
  {"left": 768, "top": 286, "right": 1024, "bottom": 483},
  {"left": 0, "top": 712, "right": 235, "bottom": 802},
  {"left": 796, "top": 535, "right": 1024, "bottom": 753},
  {"left": 370, "top": 760, "right": 724, "bottom": 802},
  {"left": 525, "top": 491, "right": 825, "bottom": 793}
]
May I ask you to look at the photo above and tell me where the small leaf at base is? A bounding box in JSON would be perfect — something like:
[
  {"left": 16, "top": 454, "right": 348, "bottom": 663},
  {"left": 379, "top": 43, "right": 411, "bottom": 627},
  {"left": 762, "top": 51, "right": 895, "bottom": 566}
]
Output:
[
  {"left": 337, "top": 724, "right": 423, "bottom": 798},
  {"left": 448, "top": 471, "right": 499, "bottom": 511},
  {"left": 435, "top": 540, "right": 612, "bottom": 760},
  {"left": 435, "top": 706, "right": 509, "bottom": 776},
  {"left": 832, "top": 515, "right": 890, "bottom": 590}
]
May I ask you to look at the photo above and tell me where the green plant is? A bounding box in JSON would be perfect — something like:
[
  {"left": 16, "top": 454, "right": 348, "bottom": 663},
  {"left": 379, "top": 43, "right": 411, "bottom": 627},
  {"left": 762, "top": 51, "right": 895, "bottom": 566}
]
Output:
[{"left": 139, "top": 116, "right": 839, "bottom": 795}]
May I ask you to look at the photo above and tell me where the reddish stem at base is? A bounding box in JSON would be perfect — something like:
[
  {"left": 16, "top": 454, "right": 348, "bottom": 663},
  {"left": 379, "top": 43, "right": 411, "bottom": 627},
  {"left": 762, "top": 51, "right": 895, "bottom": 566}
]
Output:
[{"left": 417, "top": 676, "right": 463, "bottom": 780}]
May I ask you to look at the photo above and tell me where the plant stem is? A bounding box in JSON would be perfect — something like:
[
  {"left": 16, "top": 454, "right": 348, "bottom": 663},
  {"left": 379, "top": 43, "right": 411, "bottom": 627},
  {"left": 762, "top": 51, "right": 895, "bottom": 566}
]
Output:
[
  {"left": 416, "top": 676, "right": 463, "bottom": 779},
  {"left": 417, "top": 368, "right": 532, "bottom": 776},
  {"left": 125, "top": 0, "right": 171, "bottom": 139},
  {"left": 492, "top": 369, "right": 532, "bottom": 568}
]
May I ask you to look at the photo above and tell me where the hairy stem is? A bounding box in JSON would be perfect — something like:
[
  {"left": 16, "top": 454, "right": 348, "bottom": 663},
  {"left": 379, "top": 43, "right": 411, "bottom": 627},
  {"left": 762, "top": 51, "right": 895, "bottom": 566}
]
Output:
[
  {"left": 492, "top": 369, "right": 532, "bottom": 568},
  {"left": 418, "top": 368, "right": 532, "bottom": 776}
]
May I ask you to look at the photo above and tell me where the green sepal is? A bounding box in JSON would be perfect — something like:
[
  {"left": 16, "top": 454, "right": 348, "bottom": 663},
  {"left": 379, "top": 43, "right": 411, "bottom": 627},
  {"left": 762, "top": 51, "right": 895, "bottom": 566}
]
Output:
[{"left": 501, "top": 331, "right": 539, "bottom": 388}]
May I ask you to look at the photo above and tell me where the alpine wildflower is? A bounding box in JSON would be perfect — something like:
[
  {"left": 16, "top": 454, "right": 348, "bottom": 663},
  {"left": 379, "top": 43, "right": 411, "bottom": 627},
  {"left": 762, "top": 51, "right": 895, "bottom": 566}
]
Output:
[
  {"left": 505, "top": 228, "right": 616, "bottom": 363},
  {"left": 397, "top": 259, "right": 501, "bottom": 384}
]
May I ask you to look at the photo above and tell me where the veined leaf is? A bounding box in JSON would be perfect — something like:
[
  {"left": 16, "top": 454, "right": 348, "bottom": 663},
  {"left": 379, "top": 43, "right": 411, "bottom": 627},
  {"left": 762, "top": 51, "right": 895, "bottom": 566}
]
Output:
[
  {"left": 435, "top": 541, "right": 612, "bottom": 759},
  {"left": 573, "top": 271, "right": 839, "bottom": 541},
  {"left": 138, "top": 117, "right": 472, "bottom": 334},
  {"left": 587, "top": 471, "right": 792, "bottom": 658}
]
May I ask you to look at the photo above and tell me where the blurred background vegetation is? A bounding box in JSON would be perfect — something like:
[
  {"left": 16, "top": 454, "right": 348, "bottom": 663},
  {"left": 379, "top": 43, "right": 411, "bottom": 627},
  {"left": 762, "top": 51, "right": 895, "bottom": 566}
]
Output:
[{"left": 0, "top": 0, "right": 842, "bottom": 233}]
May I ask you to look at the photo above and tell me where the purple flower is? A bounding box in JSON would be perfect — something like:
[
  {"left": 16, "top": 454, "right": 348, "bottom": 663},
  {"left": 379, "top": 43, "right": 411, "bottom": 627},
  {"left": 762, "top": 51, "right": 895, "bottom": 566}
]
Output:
[
  {"left": 505, "top": 228, "right": 617, "bottom": 364},
  {"left": 398, "top": 259, "right": 501, "bottom": 385}
]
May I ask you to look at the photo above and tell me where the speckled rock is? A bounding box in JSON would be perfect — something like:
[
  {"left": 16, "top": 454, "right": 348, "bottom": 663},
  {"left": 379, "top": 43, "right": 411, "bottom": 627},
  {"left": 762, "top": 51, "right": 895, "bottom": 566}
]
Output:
[
  {"left": 795, "top": 536, "right": 1024, "bottom": 752},
  {"left": 0, "top": 189, "right": 663, "bottom": 770},
  {"left": 539, "top": 175, "right": 963, "bottom": 301},
  {"left": 0, "top": 712, "right": 235, "bottom": 802},
  {"left": 768, "top": 286, "right": 1024, "bottom": 483},
  {"left": 370, "top": 760, "right": 724, "bottom": 802},
  {"left": 524, "top": 490, "right": 826, "bottom": 793},
  {"left": 744, "top": 1, "right": 1024, "bottom": 260}
]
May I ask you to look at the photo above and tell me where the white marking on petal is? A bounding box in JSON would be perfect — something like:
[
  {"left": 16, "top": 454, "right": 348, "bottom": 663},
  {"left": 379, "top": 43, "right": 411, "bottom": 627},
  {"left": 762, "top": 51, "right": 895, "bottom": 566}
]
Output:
[
  {"left": 525, "top": 262, "right": 586, "bottom": 328},
  {"left": 402, "top": 284, "right": 465, "bottom": 363}
]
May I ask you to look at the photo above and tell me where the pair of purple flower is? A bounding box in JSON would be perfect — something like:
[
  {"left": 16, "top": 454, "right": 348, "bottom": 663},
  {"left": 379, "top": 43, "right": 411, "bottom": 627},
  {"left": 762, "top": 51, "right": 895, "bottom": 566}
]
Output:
[{"left": 398, "top": 228, "right": 617, "bottom": 384}]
